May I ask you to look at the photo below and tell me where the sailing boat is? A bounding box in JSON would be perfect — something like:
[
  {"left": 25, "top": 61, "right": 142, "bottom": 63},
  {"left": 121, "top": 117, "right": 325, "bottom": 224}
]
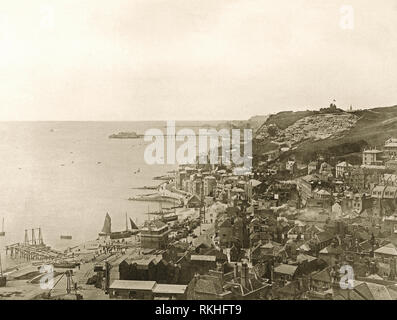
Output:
[
  {"left": 0, "top": 250, "right": 6, "bottom": 287},
  {"left": 0, "top": 218, "right": 5, "bottom": 237},
  {"left": 98, "top": 213, "right": 112, "bottom": 236},
  {"left": 129, "top": 217, "right": 140, "bottom": 235},
  {"left": 109, "top": 213, "right": 138, "bottom": 239}
]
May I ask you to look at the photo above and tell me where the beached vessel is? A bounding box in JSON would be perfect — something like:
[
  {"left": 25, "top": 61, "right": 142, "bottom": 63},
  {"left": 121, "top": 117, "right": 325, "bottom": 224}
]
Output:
[
  {"left": 98, "top": 213, "right": 112, "bottom": 236},
  {"left": 110, "top": 214, "right": 139, "bottom": 239},
  {"left": 100, "top": 213, "right": 139, "bottom": 239}
]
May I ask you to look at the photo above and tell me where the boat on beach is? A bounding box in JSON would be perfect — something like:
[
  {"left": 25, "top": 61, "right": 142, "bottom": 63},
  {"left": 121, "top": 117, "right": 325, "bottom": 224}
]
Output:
[{"left": 99, "top": 213, "right": 140, "bottom": 240}]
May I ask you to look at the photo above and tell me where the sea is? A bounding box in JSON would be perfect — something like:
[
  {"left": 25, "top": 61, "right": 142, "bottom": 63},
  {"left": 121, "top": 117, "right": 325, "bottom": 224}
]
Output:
[{"left": 0, "top": 121, "right": 223, "bottom": 269}]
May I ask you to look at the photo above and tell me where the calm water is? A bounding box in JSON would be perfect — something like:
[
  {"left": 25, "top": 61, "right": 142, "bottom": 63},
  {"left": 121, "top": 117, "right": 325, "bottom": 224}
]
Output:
[{"left": 0, "top": 121, "right": 191, "bottom": 260}]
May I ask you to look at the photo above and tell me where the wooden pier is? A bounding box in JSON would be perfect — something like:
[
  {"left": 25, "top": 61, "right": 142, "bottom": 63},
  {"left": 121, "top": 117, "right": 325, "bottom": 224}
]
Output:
[{"left": 5, "top": 228, "right": 62, "bottom": 261}]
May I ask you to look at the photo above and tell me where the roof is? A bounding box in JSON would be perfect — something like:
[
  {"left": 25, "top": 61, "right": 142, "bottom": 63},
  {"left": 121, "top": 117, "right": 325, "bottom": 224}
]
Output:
[
  {"left": 374, "top": 243, "right": 397, "bottom": 256},
  {"left": 316, "top": 231, "right": 334, "bottom": 243},
  {"left": 141, "top": 220, "right": 167, "bottom": 231},
  {"left": 152, "top": 284, "right": 187, "bottom": 295},
  {"left": 319, "top": 245, "right": 343, "bottom": 255},
  {"left": 315, "top": 189, "right": 331, "bottom": 196},
  {"left": 274, "top": 264, "right": 298, "bottom": 276},
  {"left": 296, "top": 254, "right": 317, "bottom": 263},
  {"left": 261, "top": 242, "right": 274, "bottom": 249},
  {"left": 300, "top": 174, "right": 321, "bottom": 183},
  {"left": 311, "top": 268, "right": 332, "bottom": 283},
  {"left": 355, "top": 282, "right": 393, "bottom": 300},
  {"left": 194, "top": 278, "right": 223, "bottom": 295},
  {"left": 109, "top": 280, "right": 156, "bottom": 291},
  {"left": 299, "top": 243, "right": 311, "bottom": 252},
  {"left": 336, "top": 161, "right": 352, "bottom": 167},
  {"left": 190, "top": 255, "right": 216, "bottom": 262},
  {"left": 249, "top": 179, "right": 262, "bottom": 187},
  {"left": 385, "top": 143, "right": 397, "bottom": 148},
  {"left": 363, "top": 149, "right": 382, "bottom": 154}
]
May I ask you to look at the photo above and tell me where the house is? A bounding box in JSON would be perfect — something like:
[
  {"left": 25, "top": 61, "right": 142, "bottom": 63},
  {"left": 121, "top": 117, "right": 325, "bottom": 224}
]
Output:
[
  {"left": 374, "top": 243, "right": 397, "bottom": 260},
  {"left": 273, "top": 264, "right": 299, "bottom": 284},
  {"left": 336, "top": 161, "right": 353, "bottom": 178},
  {"left": 331, "top": 202, "right": 343, "bottom": 218},
  {"left": 295, "top": 253, "right": 320, "bottom": 275},
  {"left": 385, "top": 159, "right": 397, "bottom": 171},
  {"left": 382, "top": 215, "right": 397, "bottom": 235},
  {"left": 362, "top": 149, "right": 383, "bottom": 166},
  {"left": 297, "top": 174, "right": 322, "bottom": 205},
  {"left": 319, "top": 245, "right": 344, "bottom": 266},
  {"left": 310, "top": 268, "right": 334, "bottom": 292},
  {"left": 308, "top": 161, "right": 318, "bottom": 174},
  {"left": 185, "top": 194, "right": 202, "bottom": 208},
  {"left": 286, "top": 160, "right": 297, "bottom": 175},
  {"left": 333, "top": 281, "right": 395, "bottom": 300},
  {"left": 313, "top": 231, "right": 336, "bottom": 251},
  {"left": 384, "top": 138, "right": 397, "bottom": 159},
  {"left": 108, "top": 280, "right": 156, "bottom": 299},
  {"left": 217, "top": 217, "right": 233, "bottom": 248},
  {"left": 319, "top": 162, "right": 333, "bottom": 177},
  {"left": 186, "top": 274, "right": 232, "bottom": 300},
  {"left": 140, "top": 220, "right": 170, "bottom": 250},
  {"left": 189, "top": 254, "right": 217, "bottom": 274},
  {"left": 223, "top": 263, "right": 271, "bottom": 299}
]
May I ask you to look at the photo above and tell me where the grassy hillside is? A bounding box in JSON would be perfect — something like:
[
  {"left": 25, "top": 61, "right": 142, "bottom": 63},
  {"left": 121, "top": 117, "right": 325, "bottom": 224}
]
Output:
[
  {"left": 263, "top": 110, "right": 315, "bottom": 130},
  {"left": 253, "top": 105, "right": 397, "bottom": 163},
  {"left": 292, "top": 105, "right": 397, "bottom": 162}
]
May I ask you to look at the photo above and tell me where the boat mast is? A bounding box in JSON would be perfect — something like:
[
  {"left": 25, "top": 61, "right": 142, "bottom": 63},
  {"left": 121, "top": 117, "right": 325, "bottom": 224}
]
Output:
[
  {"left": 1, "top": 218, "right": 3, "bottom": 233},
  {"left": 0, "top": 251, "right": 2, "bottom": 277},
  {"left": 125, "top": 212, "right": 128, "bottom": 231}
]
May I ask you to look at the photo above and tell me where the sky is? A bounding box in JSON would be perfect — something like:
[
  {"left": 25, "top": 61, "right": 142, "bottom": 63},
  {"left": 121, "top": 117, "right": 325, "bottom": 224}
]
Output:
[{"left": 0, "top": 0, "right": 396, "bottom": 121}]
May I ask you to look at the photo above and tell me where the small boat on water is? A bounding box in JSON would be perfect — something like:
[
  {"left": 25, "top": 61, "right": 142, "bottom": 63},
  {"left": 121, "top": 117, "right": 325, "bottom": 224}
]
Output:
[
  {"left": 60, "top": 235, "right": 72, "bottom": 240},
  {"left": 161, "top": 214, "right": 178, "bottom": 223},
  {"left": 0, "top": 218, "right": 5, "bottom": 237},
  {"left": 108, "top": 131, "right": 143, "bottom": 139}
]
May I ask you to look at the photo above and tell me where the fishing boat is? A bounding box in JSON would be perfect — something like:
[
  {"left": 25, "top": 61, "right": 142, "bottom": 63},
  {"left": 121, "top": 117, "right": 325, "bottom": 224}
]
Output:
[
  {"left": 161, "top": 214, "right": 178, "bottom": 223},
  {"left": 0, "top": 218, "right": 5, "bottom": 237},
  {"left": 159, "top": 200, "right": 179, "bottom": 223},
  {"left": 110, "top": 213, "right": 139, "bottom": 239},
  {"left": 98, "top": 213, "right": 112, "bottom": 237},
  {"left": 60, "top": 235, "right": 72, "bottom": 240}
]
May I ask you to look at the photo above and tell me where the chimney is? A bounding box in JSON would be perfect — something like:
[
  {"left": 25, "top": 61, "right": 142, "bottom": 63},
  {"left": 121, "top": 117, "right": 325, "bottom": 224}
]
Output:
[
  {"left": 233, "top": 263, "right": 238, "bottom": 279},
  {"left": 390, "top": 258, "right": 396, "bottom": 280},
  {"left": 241, "top": 263, "right": 248, "bottom": 288}
]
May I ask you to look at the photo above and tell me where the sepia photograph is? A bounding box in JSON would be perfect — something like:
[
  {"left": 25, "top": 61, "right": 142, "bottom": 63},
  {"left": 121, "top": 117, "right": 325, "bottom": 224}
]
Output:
[{"left": 0, "top": 0, "right": 397, "bottom": 309}]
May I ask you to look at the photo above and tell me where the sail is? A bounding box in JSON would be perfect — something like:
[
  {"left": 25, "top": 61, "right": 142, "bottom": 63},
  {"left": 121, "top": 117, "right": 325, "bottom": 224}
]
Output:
[
  {"left": 130, "top": 218, "right": 138, "bottom": 230},
  {"left": 101, "top": 213, "right": 112, "bottom": 234}
]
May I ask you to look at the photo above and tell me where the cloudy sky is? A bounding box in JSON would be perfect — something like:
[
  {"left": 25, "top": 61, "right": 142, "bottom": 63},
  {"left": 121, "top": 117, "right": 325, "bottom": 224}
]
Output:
[{"left": 0, "top": 0, "right": 396, "bottom": 120}]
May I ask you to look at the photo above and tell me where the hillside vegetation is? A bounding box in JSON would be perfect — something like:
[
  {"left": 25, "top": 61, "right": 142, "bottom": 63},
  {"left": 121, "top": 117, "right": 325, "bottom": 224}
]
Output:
[{"left": 253, "top": 105, "right": 397, "bottom": 163}]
